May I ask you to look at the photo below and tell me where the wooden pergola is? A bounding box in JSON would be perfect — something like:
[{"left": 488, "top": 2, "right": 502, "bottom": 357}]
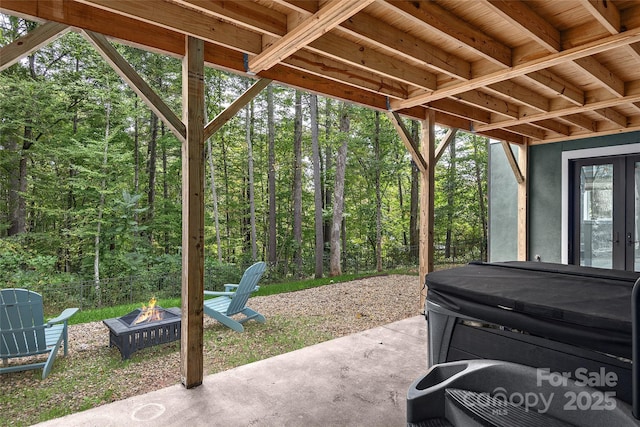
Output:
[{"left": 2, "top": 0, "right": 640, "bottom": 388}]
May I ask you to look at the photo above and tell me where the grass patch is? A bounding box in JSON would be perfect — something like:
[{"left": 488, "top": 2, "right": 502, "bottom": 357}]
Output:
[
  {"left": 1, "top": 270, "right": 417, "bottom": 426},
  {"left": 66, "top": 270, "right": 414, "bottom": 325}
]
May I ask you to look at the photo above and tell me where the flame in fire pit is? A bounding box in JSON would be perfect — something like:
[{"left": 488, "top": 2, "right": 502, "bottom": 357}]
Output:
[{"left": 133, "top": 297, "right": 163, "bottom": 324}]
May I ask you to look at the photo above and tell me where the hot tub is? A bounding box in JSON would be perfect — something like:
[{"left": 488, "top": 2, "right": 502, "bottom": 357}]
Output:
[{"left": 425, "top": 261, "right": 640, "bottom": 404}]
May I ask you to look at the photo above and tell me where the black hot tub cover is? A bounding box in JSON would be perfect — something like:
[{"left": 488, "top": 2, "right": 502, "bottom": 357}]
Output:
[{"left": 426, "top": 261, "right": 640, "bottom": 358}]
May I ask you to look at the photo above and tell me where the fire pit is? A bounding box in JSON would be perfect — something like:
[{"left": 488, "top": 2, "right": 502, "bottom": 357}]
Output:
[{"left": 103, "top": 300, "right": 181, "bottom": 360}]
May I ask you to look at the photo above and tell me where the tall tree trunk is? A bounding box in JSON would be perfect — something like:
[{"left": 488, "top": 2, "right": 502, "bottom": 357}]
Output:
[
  {"left": 311, "top": 94, "right": 323, "bottom": 278},
  {"left": 409, "top": 120, "right": 420, "bottom": 261},
  {"left": 293, "top": 91, "right": 303, "bottom": 277},
  {"left": 8, "top": 55, "right": 37, "bottom": 236},
  {"left": 161, "top": 122, "right": 169, "bottom": 253},
  {"left": 374, "top": 111, "right": 383, "bottom": 272},
  {"left": 207, "top": 138, "right": 222, "bottom": 262},
  {"left": 474, "top": 136, "right": 488, "bottom": 261},
  {"left": 221, "top": 134, "right": 231, "bottom": 259},
  {"left": 134, "top": 100, "right": 140, "bottom": 194},
  {"left": 246, "top": 92, "right": 257, "bottom": 261},
  {"left": 323, "top": 98, "right": 333, "bottom": 248},
  {"left": 94, "top": 100, "right": 111, "bottom": 307},
  {"left": 267, "top": 85, "right": 277, "bottom": 267},
  {"left": 330, "top": 105, "right": 349, "bottom": 276},
  {"left": 445, "top": 136, "right": 456, "bottom": 259},
  {"left": 147, "top": 111, "right": 158, "bottom": 241}
]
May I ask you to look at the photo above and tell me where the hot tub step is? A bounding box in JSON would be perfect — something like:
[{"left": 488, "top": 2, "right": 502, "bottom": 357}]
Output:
[
  {"left": 407, "top": 418, "right": 453, "bottom": 427},
  {"left": 445, "top": 388, "right": 574, "bottom": 427}
]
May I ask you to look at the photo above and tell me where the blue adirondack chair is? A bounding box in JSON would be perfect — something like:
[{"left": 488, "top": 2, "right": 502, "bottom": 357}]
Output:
[
  {"left": 203, "top": 261, "right": 266, "bottom": 332},
  {"left": 1, "top": 288, "right": 78, "bottom": 379}
]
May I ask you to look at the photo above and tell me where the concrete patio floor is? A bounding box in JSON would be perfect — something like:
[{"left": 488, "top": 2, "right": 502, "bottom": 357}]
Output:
[{"left": 35, "top": 315, "right": 428, "bottom": 427}]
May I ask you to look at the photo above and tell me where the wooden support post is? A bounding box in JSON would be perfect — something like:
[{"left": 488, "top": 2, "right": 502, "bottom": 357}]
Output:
[
  {"left": 419, "top": 110, "right": 436, "bottom": 312},
  {"left": 517, "top": 140, "right": 529, "bottom": 261},
  {"left": 181, "top": 36, "right": 205, "bottom": 389}
]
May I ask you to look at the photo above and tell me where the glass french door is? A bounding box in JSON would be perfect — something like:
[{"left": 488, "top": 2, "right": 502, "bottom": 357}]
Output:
[{"left": 571, "top": 155, "right": 640, "bottom": 271}]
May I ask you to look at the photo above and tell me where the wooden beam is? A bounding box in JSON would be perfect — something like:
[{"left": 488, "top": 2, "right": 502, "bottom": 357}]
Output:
[
  {"left": 500, "top": 141, "right": 524, "bottom": 184},
  {"left": 387, "top": 112, "right": 427, "bottom": 173},
  {"left": 573, "top": 56, "right": 625, "bottom": 97},
  {"left": 594, "top": 107, "right": 628, "bottom": 128},
  {"left": 181, "top": 36, "right": 205, "bottom": 389},
  {"left": 339, "top": 12, "right": 471, "bottom": 80},
  {"left": 83, "top": 31, "right": 186, "bottom": 142},
  {"left": 391, "top": 24, "right": 640, "bottom": 110},
  {"left": 247, "top": 0, "right": 374, "bottom": 74},
  {"left": 562, "top": 114, "right": 597, "bottom": 132},
  {"left": 386, "top": 0, "right": 511, "bottom": 67},
  {"left": 76, "top": 0, "right": 261, "bottom": 54},
  {"left": 204, "top": 78, "right": 272, "bottom": 140},
  {"left": 419, "top": 109, "right": 436, "bottom": 312},
  {"left": 524, "top": 70, "right": 585, "bottom": 106},
  {"left": 517, "top": 141, "right": 529, "bottom": 261},
  {"left": 475, "top": 80, "right": 640, "bottom": 132},
  {"left": 308, "top": 33, "right": 437, "bottom": 90},
  {"left": 483, "top": 0, "right": 561, "bottom": 52},
  {"left": 434, "top": 128, "right": 458, "bottom": 163},
  {"left": 580, "top": 0, "right": 621, "bottom": 34},
  {"left": 0, "top": 21, "right": 70, "bottom": 71}
]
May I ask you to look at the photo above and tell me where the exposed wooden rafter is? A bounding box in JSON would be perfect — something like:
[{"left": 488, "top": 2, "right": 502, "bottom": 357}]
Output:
[
  {"left": 2, "top": 0, "right": 640, "bottom": 146},
  {"left": 0, "top": 21, "right": 70, "bottom": 71},
  {"left": 204, "top": 78, "right": 272, "bottom": 140},
  {"left": 247, "top": 0, "right": 374, "bottom": 74},
  {"left": 82, "top": 30, "right": 187, "bottom": 142}
]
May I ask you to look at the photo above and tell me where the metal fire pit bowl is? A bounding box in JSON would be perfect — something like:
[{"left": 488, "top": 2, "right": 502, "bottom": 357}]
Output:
[{"left": 103, "top": 307, "right": 181, "bottom": 360}]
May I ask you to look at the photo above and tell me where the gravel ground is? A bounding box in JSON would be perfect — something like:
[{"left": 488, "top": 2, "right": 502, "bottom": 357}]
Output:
[
  {"left": 66, "top": 274, "right": 421, "bottom": 393},
  {"left": 2, "top": 274, "right": 422, "bottom": 425},
  {"left": 69, "top": 274, "right": 421, "bottom": 353}
]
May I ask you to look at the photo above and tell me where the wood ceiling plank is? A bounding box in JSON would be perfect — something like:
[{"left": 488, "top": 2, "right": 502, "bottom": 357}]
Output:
[
  {"left": 573, "top": 56, "right": 625, "bottom": 97},
  {"left": 594, "top": 107, "right": 628, "bottom": 127},
  {"left": 339, "top": 12, "right": 471, "bottom": 80},
  {"left": 385, "top": 0, "right": 512, "bottom": 67},
  {"left": 0, "top": 21, "right": 70, "bottom": 71},
  {"left": 532, "top": 119, "right": 570, "bottom": 136},
  {"left": 579, "top": 0, "right": 621, "bottom": 34},
  {"left": 428, "top": 99, "right": 492, "bottom": 124},
  {"left": 75, "top": 0, "right": 262, "bottom": 53},
  {"left": 475, "top": 80, "right": 640, "bottom": 132},
  {"left": 524, "top": 70, "right": 585, "bottom": 106},
  {"left": 391, "top": 27, "right": 640, "bottom": 110},
  {"left": 453, "top": 90, "right": 520, "bottom": 119},
  {"left": 486, "top": 80, "right": 550, "bottom": 112},
  {"left": 482, "top": 0, "right": 561, "bottom": 52},
  {"left": 561, "top": 113, "right": 598, "bottom": 132},
  {"left": 248, "top": 0, "right": 374, "bottom": 73},
  {"left": 83, "top": 30, "right": 186, "bottom": 142},
  {"left": 506, "top": 123, "right": 547, "bottom": 140},
  {"left": 308, "top": 33, "right": 437, "bottom": 90},
  {"left": 284, "top": 49, "right": 410, "bottom": 99},
  {"left": 172, "top": 0, "right": 287, "bottom": 38}
]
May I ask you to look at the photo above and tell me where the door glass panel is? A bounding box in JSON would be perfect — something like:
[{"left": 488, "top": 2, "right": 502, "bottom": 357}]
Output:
[
  {"left": 635, "top": 162, "right": 640, "bottom": 271},
  {"left": 580, "top": 164, "right": 614, "bottom": 268}
]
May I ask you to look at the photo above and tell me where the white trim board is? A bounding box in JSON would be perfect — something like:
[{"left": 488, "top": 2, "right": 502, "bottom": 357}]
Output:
[{"left": 561, "top": 143, "right": 640, "bottom": 263}]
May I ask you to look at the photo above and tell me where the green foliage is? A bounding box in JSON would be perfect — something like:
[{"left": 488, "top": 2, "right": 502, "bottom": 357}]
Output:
[{"left": 0, "top": 16, "right": 487, "bottom": 289}]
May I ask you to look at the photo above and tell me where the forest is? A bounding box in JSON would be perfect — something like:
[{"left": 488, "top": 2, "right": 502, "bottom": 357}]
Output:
[{"left": 0, "top": 17, "right": 488, "bottom": 306}]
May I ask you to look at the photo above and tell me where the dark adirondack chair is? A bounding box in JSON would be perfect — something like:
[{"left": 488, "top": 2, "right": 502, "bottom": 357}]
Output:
[
  {"left": 203, "top": 261, "right": 266, "bottom": 332},
  {"left": 1, "top": 288, "right": 78, "bottom": 379}
]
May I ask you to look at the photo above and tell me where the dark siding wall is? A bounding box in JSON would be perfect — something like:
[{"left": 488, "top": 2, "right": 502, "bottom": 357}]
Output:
[{"left": 489, "top": 131, "right": 640, "bottom": 264}]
